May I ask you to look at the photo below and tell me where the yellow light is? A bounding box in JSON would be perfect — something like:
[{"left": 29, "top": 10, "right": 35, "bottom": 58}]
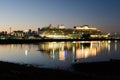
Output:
[{"left": 59, "top": 50, "right": 65, "bottom": 61}]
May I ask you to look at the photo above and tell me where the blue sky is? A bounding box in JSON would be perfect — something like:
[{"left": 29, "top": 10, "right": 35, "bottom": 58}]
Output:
[{"left": 0, "top": 0, "right": 120, "bottom": 33}]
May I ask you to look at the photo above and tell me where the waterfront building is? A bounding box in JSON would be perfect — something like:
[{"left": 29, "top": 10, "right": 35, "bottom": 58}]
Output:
[
  {"left": 38, "top": 28, "right": 41, "bottom": 34},
  {"left": 0, "top": 31, "right": 8, "bottom": 39},
  {"left": 11, "top": 30, "right": 25, "bottom": 39}
]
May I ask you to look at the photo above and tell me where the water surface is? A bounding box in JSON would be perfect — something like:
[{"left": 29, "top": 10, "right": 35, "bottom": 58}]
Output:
[{"left": 0, "top": 40, "right": 120, "bottom": 69}]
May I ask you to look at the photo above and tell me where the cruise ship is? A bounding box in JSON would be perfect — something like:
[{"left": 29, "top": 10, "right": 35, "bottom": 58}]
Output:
[{"left": 38, "top": 25, "right": 109, "bottom": 39}]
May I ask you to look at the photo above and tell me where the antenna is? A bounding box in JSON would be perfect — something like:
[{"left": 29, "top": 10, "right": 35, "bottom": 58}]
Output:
[{"left": 10, "top": 27, "right": 11, "bottom": 34}]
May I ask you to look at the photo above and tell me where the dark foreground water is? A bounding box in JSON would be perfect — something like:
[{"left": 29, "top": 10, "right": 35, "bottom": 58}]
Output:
[{"left": 0, "top": 40, "right": 120, "bottom": 69}]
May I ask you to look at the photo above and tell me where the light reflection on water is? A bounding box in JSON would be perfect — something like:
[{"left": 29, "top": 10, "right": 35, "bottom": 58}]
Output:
[
  {"left": 38, "top": 41, "right": 110, "bottom": 61},
  {"left": 0, "top": 41, "right": 120, "bottom": 69}
]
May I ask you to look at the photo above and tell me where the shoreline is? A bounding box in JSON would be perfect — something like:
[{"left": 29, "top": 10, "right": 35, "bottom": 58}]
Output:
[
  {"left": 0, "top": 60, "right": 120, "bottom": 80},
  {"left": 0, "top": 61, "right": 87, "bottom": 80},
  {"left": 0, "top": 38, "right": 119, "bottom": 44},
  {"left": 72, "top": 59, "right": 120, "bottom": 80}
]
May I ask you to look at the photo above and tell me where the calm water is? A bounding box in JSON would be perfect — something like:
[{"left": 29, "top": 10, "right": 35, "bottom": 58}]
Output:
[{"left": 0, "top": 40, "right": 120, "bottom": 69}]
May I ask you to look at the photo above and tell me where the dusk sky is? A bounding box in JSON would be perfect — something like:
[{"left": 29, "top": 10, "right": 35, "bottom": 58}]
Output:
[{"left": 0, "top": 0, "right": 120, "bottom": 34}]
